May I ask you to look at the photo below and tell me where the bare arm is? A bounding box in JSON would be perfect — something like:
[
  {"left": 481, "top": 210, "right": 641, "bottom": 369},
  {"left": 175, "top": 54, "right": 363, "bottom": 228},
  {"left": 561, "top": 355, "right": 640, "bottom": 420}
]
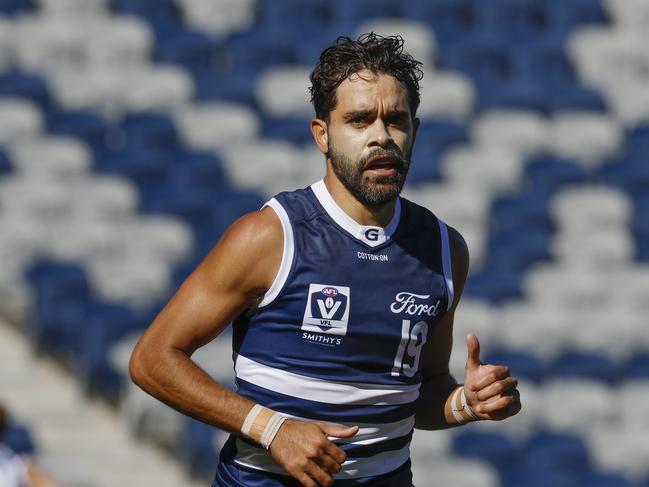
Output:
[
  {"left": 129, "top": 207, "right": 281, "bottom": 433},
  {"left": 414, "top": 225, "right": 470, "bottom": 430},
  {"left": 129, "top": 207, "right": 354, "bottom": 487},
  {"left": 414, "top": 225, "right": 521, "bottom": 430}
]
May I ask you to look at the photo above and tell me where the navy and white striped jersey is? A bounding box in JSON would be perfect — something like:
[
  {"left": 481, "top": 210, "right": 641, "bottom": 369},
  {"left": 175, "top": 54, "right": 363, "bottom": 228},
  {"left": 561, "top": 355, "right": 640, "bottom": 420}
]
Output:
[{"left": 220, "top": 180, "right": 454, "bottom": 482}]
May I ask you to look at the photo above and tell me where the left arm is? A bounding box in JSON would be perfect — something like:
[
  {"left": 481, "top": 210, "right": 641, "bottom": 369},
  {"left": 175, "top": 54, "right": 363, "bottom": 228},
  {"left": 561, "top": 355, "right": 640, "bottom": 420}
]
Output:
[{"left": 414, "top": 226, "right": 521, "bottom": 430}]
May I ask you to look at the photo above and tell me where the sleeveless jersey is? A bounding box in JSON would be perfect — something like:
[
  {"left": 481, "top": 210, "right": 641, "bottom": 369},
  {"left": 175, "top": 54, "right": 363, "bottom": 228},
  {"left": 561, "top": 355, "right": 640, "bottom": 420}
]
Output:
[{"left": 220, "top": 180, "right": 454, "bottom": 482}]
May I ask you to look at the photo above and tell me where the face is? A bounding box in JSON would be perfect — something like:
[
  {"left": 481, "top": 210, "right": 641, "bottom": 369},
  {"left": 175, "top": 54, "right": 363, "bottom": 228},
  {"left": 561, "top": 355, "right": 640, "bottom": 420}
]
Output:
[{"left": 320, "top": 70, "right": 418, "bottom": 208}]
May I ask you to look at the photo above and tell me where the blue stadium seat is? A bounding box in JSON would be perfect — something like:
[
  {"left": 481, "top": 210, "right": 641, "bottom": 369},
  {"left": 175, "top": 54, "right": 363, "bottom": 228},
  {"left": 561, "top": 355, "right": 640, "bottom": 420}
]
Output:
[
  {"left": 622, "top": 352, "right": 649, "bottom": 380},
  {"left": 477, "top": 78, "right": 549, "bottom": 113},
  {"left": 436, "top": 34, "right": 510, "bottom": 86},
  {"left": 463, "top": 266, "right": 524, "bottom": 303},
  {"left": 543, "top": 0, "right": 608, "bottom": 35},
  {"left": 401, "top": 0, "right": 473, "bottom": 48},
  {"left": 175, "top": 418, "right": 220, "bottom": 477},
  {"left": 471, "top": 0, "right": 546, "bottom": 44},
  {"left": 523, "top": 155, "right": 590, "bottom": 192},
  {"left": 482, "top": 349, "right": 545, "bottom": 383},
  {"left": 486, "top": 228, "right": 552, "bottom": 272},
  {"left": 0, "top": 71, "right": 51, "bottom": 107},
  {"left": 0, "top": 0, "right": 35, "bottom": 16},
  {"left": 45, "top": 108, "right": 109, "bottom": 148},
  {"left": 0, "top": 145, "right": 11, "bottom": 176},
  {"left": 407, "top": 149, "right": 443, "bottom": 185},
  {"left": 489, "top": 191, "right": 553, "bottom": 234},
  {"left": 452, "top": 430, "right": 521, "bottom": 469},
  {"left": 548, "top": 84, "right": 607, "bottom": 113},
  {"left": 523, "top": 431, "right": 591, "bottom": 473},
  {"left": 155, "top": 28, "right": 222, "bottom": 70},
  {"left": 76, "top": 303, "right": 145, "bottom": 400},
  {"left": 139, "top": 184, "right": 214, "bottom": 231},
  {"left": 257, "top": 0, "right": 331, "bottom": 32},
  {"left": 190, "top": 68, "right": 258, "bottom": 107},
  {"left": 2, "top": 423, "right": 35, "bottom": 456},
  {"left": 109, "top": 0, "right": 182, "bottom": 37},
  {"left": 500, "top": 468, "right": 579, "bottom": 487},
  {"left": 260, "top": 116, "right": 314, "bottom": 145},
  {"left": 579, "top": 472, "right": 633, "bottom": 487},
  {"left": 167, "top": 149, "right": 225, "bottom": 190},
  {"left": 120, "top": 112, "right": 180, "bottom": 150},
  {"left": 416, "top": 119, "right": 468, "bottom": 154},
  {"left": 226, "top": 28, "right": 299, "bottom": 74},
  {"left": 598, "top": 155, "right": 649, "bottom": 195},
  {"left": 549, "top": 351, "right": 619, "bottom": 384},
  {"left": 94, "top": 145, "right": 170, "bottom": 187},
  {"left": 329, "top": 0, "right": 403, "bottom": 24},
  {"left": 632, "top": 193, "right": 649, "bottom": 261},
  {"left": 509, "top": 43, "right": 576, "bottom": 87}
]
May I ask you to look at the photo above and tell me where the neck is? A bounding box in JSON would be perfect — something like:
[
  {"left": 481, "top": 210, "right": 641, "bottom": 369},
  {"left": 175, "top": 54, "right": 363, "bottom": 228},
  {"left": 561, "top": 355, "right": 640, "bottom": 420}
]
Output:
[{"left": 323, "top": 172, "right": 397, "bottom": 227}]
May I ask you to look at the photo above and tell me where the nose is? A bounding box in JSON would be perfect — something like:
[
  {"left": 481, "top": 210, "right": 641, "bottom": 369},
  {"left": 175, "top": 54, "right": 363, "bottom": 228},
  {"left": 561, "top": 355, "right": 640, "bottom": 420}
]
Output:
[{"left": 367, "top": 119, "right": 393, "bottom": 148}]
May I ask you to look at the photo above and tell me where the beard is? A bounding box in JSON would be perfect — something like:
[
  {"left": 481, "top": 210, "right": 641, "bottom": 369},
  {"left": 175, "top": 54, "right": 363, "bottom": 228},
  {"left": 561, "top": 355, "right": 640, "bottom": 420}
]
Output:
[{"left": 327, "top": 141, "right": 411, "bottom": 208}]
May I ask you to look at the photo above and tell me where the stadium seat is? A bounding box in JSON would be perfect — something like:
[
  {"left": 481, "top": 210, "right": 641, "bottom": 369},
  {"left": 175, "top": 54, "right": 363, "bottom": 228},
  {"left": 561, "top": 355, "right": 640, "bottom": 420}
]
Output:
[
  {"left": 417, "top": 70, "right": 475, "bottom": 119},
  {"left": 175, "top": 418, "right": 221, "bottom": 477},
  {"left": 120, "top": 111, "right": 180, "bottom": 149},
  {"left": 452, "top": 430, "right": 520, "bottom": 470},
  {"left": 254, "top": 66, "right": 313, "bottom": 118},
  {"left": 549, "top": 351, "right": 619, "bottom": 384},
  {"left": 0, "top": 98, "right": 43, "bottom": 143},
  {"left": 471, "top": 0, "right": 546, "bottom": 44},
  {"left": 94, "top": 144, "right": 170, "bottom": 187},
  {"left": 523, "top": 430, "right": 591, "bottom": 473},
  {"left": 482, "top": 349, "right": 545, "bottom": 384},
  {"left": 471, "top": 110, "right": 550, "bottom": 157},
  {"left": 0, "top": 0, "right": 36, "bottom": 16},
  {"left": 523, "top": 155, "right": 590, "bottom": 192},
  {"left": 260, "top": 115, "right": 314, "bottom": 145},
  {"left": 0, "top": 71, "right": 51, "bottom": 107},
  {"left": 154, "top": 27, "right": 221, "bottom": 69},
  {"left": 401, "top": 0, "right": 473, "bottom": 48},
  {"left": 45, "top": 108, "right": 109, "bottom": 147}
]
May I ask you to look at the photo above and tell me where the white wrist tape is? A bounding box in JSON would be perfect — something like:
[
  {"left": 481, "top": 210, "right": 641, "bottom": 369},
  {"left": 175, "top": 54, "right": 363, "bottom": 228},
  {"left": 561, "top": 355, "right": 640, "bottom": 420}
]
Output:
[
  {"left": 260, "top": 413, "right": 287, "bottom": 450},
  {"left": 241, "top": 404, "right": 263, "bottom": 436},
  {"left": 460, "top": 388, "right": 480, "bottom": 421},
  {"left": 450, "top": 386, "right": 465, "bottom": 424},
  {"left": 241, "top": 404, "right": 287, "bottom": 450}
]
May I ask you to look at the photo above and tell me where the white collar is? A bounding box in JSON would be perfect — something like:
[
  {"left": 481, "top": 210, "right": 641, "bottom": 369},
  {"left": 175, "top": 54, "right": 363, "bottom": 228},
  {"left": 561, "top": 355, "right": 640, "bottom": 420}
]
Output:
[{"left": 311, "top": 179, "right": 401, "bottom": 247}]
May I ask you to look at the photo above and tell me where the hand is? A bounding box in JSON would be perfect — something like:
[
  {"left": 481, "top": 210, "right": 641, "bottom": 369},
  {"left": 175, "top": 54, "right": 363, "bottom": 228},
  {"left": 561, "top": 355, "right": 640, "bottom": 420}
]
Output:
[
  {"left": 268, "top": 419, "right": 358, "bottom": 487},
  {"left": 463, "top": 333, "right": 521, "bottom": 421}
]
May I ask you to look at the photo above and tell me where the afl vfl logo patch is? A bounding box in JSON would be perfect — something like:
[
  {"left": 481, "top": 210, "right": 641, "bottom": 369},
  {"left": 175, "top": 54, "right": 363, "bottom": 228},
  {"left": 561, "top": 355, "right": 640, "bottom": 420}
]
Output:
[{"left": 302, "top": 284, "right": 350, "bottom": 336}]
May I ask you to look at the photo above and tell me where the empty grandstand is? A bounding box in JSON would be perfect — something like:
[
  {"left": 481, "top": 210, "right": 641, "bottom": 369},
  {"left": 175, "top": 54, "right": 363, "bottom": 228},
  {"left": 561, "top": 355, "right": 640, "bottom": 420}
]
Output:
[{"left": 0, "top": 0, "right": 648, "bottom": 486}]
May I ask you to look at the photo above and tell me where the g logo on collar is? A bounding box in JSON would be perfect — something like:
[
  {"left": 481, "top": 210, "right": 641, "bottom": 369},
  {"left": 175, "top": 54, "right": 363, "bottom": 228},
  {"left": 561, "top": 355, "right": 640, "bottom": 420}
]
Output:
[{"left": 364, "top": 228, "right": 380, "bottom": 241}]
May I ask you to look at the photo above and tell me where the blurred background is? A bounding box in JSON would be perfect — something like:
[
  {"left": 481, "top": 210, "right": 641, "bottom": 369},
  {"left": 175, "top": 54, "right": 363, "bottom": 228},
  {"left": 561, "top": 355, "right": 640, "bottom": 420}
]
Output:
[{"left": 0, "top": 0, "right": 648, "bottom": 485}]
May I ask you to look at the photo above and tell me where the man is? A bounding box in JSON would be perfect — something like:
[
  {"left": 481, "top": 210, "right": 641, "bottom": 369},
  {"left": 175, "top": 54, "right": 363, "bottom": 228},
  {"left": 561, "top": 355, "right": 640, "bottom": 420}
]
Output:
[{"left": 130, "top": 33, "right": 521, "bottom": 487}]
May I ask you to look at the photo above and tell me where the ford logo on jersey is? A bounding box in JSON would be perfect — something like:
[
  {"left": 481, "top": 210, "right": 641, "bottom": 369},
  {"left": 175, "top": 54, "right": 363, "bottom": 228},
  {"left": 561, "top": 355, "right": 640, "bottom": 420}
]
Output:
[{"left": 302, "top": 284, "right": 351, "bottom": 336}]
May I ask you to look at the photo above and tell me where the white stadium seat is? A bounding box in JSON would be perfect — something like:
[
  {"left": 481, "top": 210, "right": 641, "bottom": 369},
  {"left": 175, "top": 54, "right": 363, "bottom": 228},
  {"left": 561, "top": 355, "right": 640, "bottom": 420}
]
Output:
[
  {"left": 7, "top": 136, "right": 91, "bottom": 178},
  {"left": 541, "top": 379, "right": 618, "bottom": 431},
  {"left": 417, "top": 70, "right": 475, "bottom": 120},
  {"left": 471, "top": 110, "right": 550, "bottom": 157},
  {"left": 413, "top": 457, "right": 499, "bottom": 487},
  {"left": 177, "top": 0, "right": 256, "bottom": 37},
  {"left": 254, "top": 66, "right": 314, "bottom": 118},
  {"left": 548, "top": 113, "right": 623, "bottom": 165},
  {"left": 173, "top": 102, "right": 260, "bottom": 151},
  {"left": 0, "top": 98, "right": 43, "bottom": 143},
  {"left": 0, "top": 18, "right": 17, "bottom": 69}
]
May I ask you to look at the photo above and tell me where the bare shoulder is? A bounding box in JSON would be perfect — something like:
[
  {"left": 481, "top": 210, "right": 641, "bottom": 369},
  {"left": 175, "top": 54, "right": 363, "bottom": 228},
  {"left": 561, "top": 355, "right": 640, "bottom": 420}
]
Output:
[{"left": 193, "top": 205, "right": 284, "bottom": 299}]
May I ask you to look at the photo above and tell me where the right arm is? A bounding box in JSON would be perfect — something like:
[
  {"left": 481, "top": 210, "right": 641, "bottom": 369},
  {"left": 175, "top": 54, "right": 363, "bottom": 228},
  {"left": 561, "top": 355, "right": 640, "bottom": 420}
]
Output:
[{"left": 129, "top": 207, "right": 354, "bottom": 487}]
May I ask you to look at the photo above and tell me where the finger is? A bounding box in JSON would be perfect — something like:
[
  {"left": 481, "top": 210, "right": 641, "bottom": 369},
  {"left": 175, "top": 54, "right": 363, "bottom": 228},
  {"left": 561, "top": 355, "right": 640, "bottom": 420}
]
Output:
[
  {"left": 323, "top": 439, "right": 347, "bottom": 465},
  {"left": 465, "top": 333, "right": 481, "bottom": 371},
  {"left": 471, "top": 366, "right": 511, "bottom": 391},
  {"left": 319, "top": 422, "right": 359, "bottom": 439},
  {"left": 474, "top": 394, "right": 514, "bottom": 415},
  {"left": 294, "top": 471, "right": 318, "bottom": 487},
  {"left": 316, "top": 452, "right": 343, "bottom": 475},
  {"left": 305, "top": 460, "right": 333, "bottom": 487},
  {"left": 476, "top": 377, "right": 518, "bottom": 402}
]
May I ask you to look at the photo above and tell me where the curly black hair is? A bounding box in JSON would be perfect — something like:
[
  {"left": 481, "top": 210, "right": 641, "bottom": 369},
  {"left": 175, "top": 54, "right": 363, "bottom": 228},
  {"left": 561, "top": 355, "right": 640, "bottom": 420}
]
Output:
[{"left": 309, "top": 33, "right": 424, "bottom": 121}]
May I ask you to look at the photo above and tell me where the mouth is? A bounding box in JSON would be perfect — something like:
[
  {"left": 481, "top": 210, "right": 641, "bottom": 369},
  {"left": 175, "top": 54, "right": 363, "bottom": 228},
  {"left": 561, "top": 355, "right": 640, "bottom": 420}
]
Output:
[{"left": 364, "top": 154, "right": 401, "bottom": 176}]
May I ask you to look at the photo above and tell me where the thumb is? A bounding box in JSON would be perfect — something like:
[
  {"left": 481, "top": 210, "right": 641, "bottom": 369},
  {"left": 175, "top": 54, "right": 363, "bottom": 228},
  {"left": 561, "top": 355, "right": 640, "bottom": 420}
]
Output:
[
  {"left": 466, "top": 333, "right": 481, "bottom": 371},
  {"left": 319, "top": 423, "right": 359, "bottom": 439}
]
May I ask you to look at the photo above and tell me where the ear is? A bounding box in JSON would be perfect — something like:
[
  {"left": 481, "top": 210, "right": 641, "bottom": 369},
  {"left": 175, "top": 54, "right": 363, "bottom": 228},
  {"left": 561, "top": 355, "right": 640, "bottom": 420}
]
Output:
[
  {"left": 411, "top": 117, "right": 420, "bottom": 146},
  {"left": 311, "top": 118, "right": 329, "bottom": 155}
]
